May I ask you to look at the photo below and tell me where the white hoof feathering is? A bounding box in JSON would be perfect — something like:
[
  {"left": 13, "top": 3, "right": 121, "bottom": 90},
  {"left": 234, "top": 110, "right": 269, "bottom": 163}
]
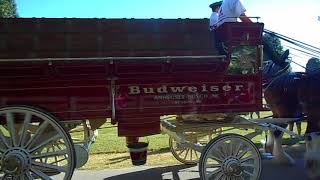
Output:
[
  {"left": 273, "top": 135, "right": 295, "bottom": 165},
  {"left": 305, "top": 133, "right": 320, "bottom": 180},
  {"left": 265, "top": 131, "right": 274, "bottom": 153}
]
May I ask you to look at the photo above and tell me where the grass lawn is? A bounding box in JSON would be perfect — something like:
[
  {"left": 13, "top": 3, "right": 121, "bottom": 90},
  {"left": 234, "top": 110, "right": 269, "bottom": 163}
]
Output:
[
  {"left": 89, "top": 124, "right": 170, "bottom": 154},
  {"left": 75, "top": 112, "right": 307, "bottom": 170}
]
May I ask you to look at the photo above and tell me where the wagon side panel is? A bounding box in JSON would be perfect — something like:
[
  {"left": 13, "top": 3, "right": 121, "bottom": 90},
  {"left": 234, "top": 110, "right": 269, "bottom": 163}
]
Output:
[{"left": 0, "top": 60, "right": 111, "bottom": 120}]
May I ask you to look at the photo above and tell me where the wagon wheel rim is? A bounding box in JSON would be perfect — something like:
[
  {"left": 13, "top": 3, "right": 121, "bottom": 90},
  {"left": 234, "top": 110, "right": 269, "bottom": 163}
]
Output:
[
  {"left": 169, "top": 137, "right": 200, "bottom": 165},
  {"left": 200, "top": 134, "right": 261, "bottom": 180},
  {"left": 0, "top": 106, "right": 75, "bottom": 180}
]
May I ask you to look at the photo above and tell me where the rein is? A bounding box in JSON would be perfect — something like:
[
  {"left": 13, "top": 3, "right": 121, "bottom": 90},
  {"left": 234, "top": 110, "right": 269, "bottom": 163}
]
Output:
[{"left": 263, "top": 62, "right": 291, "bottom": 92}]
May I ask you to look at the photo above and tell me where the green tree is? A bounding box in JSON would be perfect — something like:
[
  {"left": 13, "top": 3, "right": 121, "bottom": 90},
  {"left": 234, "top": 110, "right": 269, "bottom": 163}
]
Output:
[
  {"left": 0, "top": 0, "right": 18, "bottom": 18},
  {"left": 262, "top": 33, "right": 284, "bottom": 61}
]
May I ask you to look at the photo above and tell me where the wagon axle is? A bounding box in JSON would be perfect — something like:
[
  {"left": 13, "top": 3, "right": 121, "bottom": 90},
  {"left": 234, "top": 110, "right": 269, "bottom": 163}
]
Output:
[
  {"left": 222, "top": 158, "right": 243, "bottom": 176},
  {"left": 2, "top": 148, "right": 31, "bottom": 175}
]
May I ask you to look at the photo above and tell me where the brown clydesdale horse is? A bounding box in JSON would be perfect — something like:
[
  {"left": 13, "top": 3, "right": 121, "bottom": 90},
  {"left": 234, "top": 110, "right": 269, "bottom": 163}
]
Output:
[{"left": 262, "top": 50, "right": 320, "bottom": 179}]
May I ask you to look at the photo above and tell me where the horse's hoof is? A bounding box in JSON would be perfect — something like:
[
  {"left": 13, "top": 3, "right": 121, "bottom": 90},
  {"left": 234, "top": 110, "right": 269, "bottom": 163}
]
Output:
[
  {"left": 305, "top": 156, "right": 320, "bottom": 179},
  {"left": 265, "top": 145, "right": 273, "bottom": 153},
  {"left": 273, "top": 152, "right": 295, "bottom": 166}
]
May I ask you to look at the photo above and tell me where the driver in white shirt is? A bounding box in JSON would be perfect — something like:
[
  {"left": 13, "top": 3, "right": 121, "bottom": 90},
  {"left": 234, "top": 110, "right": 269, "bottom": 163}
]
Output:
[{"left": 217, "top": 0, "right": 252, "bottom": 26}]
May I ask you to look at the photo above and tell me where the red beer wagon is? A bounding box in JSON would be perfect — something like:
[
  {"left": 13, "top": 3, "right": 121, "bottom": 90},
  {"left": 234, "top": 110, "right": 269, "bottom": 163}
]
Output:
[{"left": 1, "top": 18, "right": 302, "bottom": 180}]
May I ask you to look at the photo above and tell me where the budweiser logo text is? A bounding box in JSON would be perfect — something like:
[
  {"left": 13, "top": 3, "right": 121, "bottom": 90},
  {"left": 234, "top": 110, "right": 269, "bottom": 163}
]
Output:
[{"left": 128, "top": 84, "right": 247, "bottom": 95}]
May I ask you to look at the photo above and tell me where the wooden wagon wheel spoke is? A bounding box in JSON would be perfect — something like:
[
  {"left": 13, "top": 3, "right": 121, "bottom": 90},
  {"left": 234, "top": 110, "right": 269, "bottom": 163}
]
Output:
[
  {"left": 194, "top": 150, "right": 199, "bottom": 159},
  {"left": 240, "top": 155, "right": 254, "bottom": 163},
  {"left": 44, "top": 146, "right": 52, "bottom": 164},
  {"left": 0, "top": 174, "right": 9, "bottom": 180},
  {"left": 0, "top": 106, "right": 75, "bottom": 180},
  {"left": 189, "top": 149, "right": 193, "bottom": 161},
  {"left": 50, "top": 157, "right": 68, "bottom": 165},
  {"left": 169, "top": 137, "right": 200, "bottom": 165},
  {"left": 23, "top": 171, "right": 34, "bottom": 180},
  {"left": 208, "top": 154, "right": 224, "bottom": 163},
  {"left": 231, "top": 141, "right": 242, "bottom": 157},
  {"left": 242, "top": 170, "right": 254, "bottom": 178},
  {"left": 207, "top": 167, "right": 223, "bottom": 179},
  {"left": 222, "top": 142, "right": 233, "bottom": 157},
  {"left": 177, "top": 148, "right": 187, "bottom": 156},
  {"left": 228, "top": 141, "right": 234, "bottom": 157},
  {"left": 25, "top": 121, "right": 50, "bottom": 150},
  {"left": 32, "top": 161, "right": 67, "bottom": 173},
  {"left": 205, "top": 163, "right": 222, "bottom": 169},
  {"left": 236, "top": 147, "right": 250, "bottom": 159},
  {"left": 0, "top": 145, "right": 5, "bottom": 153},
  {"left": 18, "top": 175, "right": 24, "bottom": 180},
  {"left": 18, "top": 112, "right": 32, "bottom": 147},
  {"left": 6, "top": 112, "right": 17, "bottom": 147},
  {"left": 31, "top": 149, "right": 68, "bottom": 159},
  {"left": 55, "top": 143, "right": 68, "bottom": 161},
  {"left": 29, "top": 134, "right": 61, "bottom": 153},
  {"left": 183, "top": 149, "right": 190, "bottom": 161},
  {"left": 241, "top": 162, "right": 255, "bottom": 168},
  {"left": 30, "top": 167, "right": 54, "bottom": 180},
  {"left": 215, "top": 145, "right": 227, "bottom": 159}
]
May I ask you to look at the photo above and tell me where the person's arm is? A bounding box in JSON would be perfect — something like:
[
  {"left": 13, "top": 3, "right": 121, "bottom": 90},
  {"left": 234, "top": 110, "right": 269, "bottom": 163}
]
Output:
[{"left": 239, "top": 13, "right": 252, "bottom": 22}]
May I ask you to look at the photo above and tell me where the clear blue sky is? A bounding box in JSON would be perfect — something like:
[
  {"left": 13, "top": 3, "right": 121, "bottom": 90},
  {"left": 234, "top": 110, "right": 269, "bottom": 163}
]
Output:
[{"left": 15, "top": 0, "right": 320, "bottom": 71}]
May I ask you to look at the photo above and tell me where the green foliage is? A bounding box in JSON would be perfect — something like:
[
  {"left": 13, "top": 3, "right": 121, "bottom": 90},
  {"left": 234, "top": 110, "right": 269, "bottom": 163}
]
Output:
[
  {"left": 227, "top": 34, "right": 284, "bottom": 74},
  {"left": 228, "top": 45, "right": 257, "bottom": 74},
  {"left": 0, "top": 0, "right": 18, "bottom": 18},
  {"left": 262, "top": 33, "right": 284, "bottom": 61}
]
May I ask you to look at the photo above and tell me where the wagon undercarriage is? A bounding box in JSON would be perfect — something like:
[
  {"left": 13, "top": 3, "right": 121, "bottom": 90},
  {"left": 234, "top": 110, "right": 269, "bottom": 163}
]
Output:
[{"left": 161, "top": 114, "right": 305, "bottom": 179}]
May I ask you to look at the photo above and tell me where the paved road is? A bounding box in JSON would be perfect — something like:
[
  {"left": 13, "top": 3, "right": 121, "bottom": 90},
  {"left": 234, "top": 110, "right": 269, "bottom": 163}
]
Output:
[{"left": 64, "top": 145, "right": 309, "bottom": 180}]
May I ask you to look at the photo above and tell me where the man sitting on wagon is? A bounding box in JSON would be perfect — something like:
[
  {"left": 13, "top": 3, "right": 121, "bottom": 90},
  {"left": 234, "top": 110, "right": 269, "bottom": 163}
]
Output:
[
  {"left": 217, "top": 0, "right": 252, "bottom": 26},
  {"left": 209, "top": 1, "right": 222, "bottom": 31},
  {"left": 214, "top": 0, "right": 253, "bottom": 56}
]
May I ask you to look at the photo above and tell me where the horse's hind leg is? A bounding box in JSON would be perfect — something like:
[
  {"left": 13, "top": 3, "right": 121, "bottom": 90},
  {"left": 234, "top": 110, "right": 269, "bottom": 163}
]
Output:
[
  {"left": 289, "top": 123, "right": 294, "bottom": 137},
  {"left": 289, "top": 123, "right": 294, "bottom": 131},
  {"left": 296, "top": 122, "right": 302, "bottom": 135}
]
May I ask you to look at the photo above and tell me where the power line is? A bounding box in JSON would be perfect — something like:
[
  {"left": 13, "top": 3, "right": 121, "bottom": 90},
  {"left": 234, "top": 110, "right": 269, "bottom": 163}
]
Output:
[
  {"left": 264, "top": 29, "right": 320, "bottom": 56},
  {"left": 283, "top": 44, "right": 320, "bottom": 59}
]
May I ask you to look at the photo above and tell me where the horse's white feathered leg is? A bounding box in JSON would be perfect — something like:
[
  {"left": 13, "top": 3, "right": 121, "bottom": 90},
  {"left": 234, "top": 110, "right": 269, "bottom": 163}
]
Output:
[
  {"left": 265, "top": 131, "right": 274, "bottom": 153},
  {"left": 272, "top": 132, "right": 295, "bottom": 165},
  {"left": 305, "top": 132, "right": 320, "bottom": 180}
]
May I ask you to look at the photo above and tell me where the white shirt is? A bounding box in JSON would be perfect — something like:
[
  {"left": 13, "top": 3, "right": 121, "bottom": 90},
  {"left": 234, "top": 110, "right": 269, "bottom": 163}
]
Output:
[
  {"left": 209, "top": 12, "right": 219, "bottom": 31},
  {"left": 217, "top": 0, "right": 246, "bottom": 26}
]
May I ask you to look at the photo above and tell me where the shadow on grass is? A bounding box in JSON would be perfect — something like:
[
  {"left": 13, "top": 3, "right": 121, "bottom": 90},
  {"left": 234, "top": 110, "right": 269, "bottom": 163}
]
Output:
[
  {"left": 107, "top": 147, "right": 171, "bottom": 165},
  {"left": 102, "top": 144, "right": 308, "bottom": 180},
  {"left": 103, "top": 164, "right": 199, "bottom": 180},
  {"left": 107, "top": 138, "right": 305, "bottom": 165}
]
